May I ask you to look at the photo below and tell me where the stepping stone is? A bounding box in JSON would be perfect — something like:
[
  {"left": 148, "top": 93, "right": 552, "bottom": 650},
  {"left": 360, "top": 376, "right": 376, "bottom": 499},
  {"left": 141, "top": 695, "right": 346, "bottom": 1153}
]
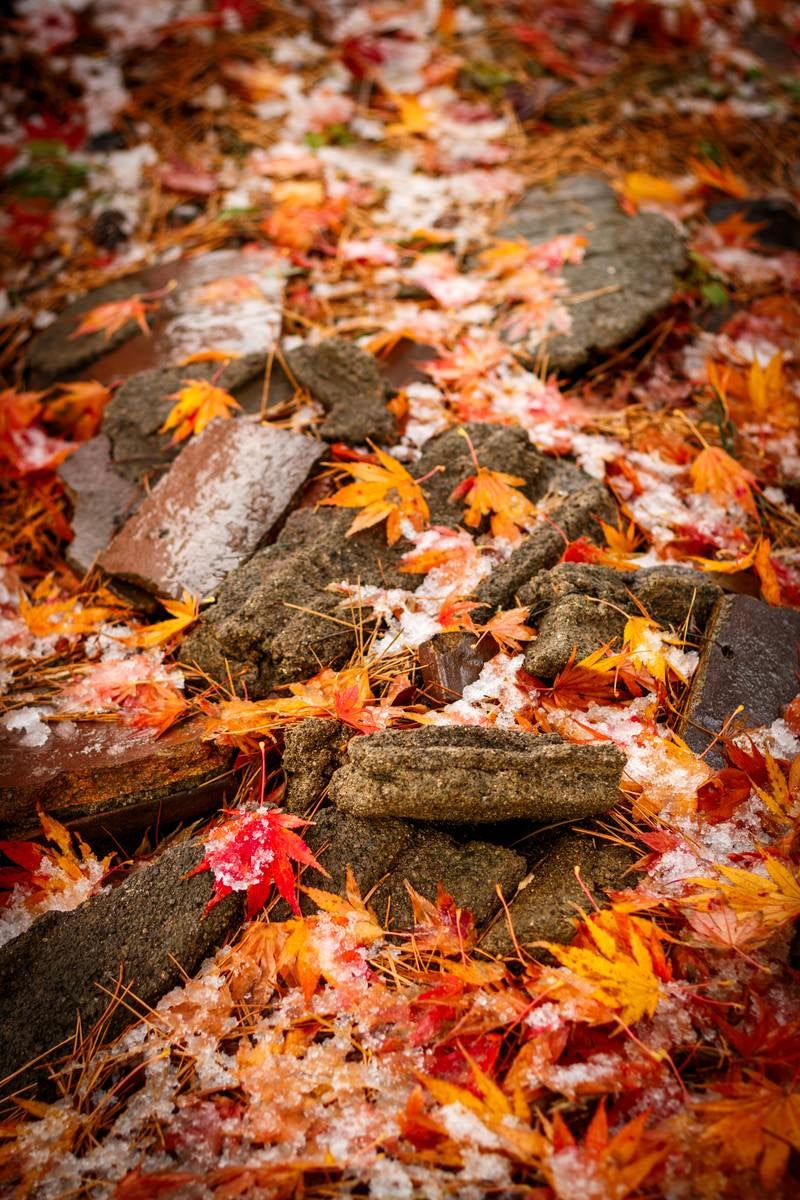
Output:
[
  {"left": 680, "top": 594, "right": 800, "bottom": 768},
  {"left": 497, "top": 173, "right": 686, "bottom": 371},
  {"left": 99, "top": 418, "right": 322, "bottom": 600},
  {"left": 58, "top": 433, "right": 142, "bottom": 576},
  {"left": 285, "top": 338, "right": 395, "bottom": 445},
  {"left": 26, "top": 248, "right": 285, "bottom": 388},
  {"left": 0, "top": 718, "right": 232, "bottom": 839},
  {"left": 480, "top": 830, "right": 639, "bottom": 955},
  {"left": 0, "top": 839, "right": 243, "bottom": 1093},
  {"left": 329, "top": 727, "right": 625, "bottom": 823}
]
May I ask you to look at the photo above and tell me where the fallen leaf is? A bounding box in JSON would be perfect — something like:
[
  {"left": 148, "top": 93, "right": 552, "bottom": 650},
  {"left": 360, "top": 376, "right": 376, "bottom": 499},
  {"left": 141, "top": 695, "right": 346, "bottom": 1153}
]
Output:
[
  {"left": 697, "top": 1075, "right": 800, "bottom": 1189},
  {"left": 321, "top": 445, "right": 431, "bottom": 544},
  {"left": 451, "top": 465, "right": 538, "bottom": 544},
  {"left": 159, "top": 378, "right": 241, "bottom": 443},
  {"left": 69, "top": 294, "right": 159, "bottom": 340},
  {"left": 121, "top": 590, "right": 200, "bottom": 648},
  {"left": 689, "top": 444, "right": 758, "bottom": 518}
]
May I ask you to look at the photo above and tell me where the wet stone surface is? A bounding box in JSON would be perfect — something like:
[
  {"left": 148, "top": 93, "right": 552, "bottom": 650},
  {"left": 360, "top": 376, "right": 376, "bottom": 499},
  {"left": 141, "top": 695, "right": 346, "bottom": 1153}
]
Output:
[
  {"left": 0, "top": 839, "right": 243, "bottom": 1093},
  {"left": 498, "top": 173, "right": 687, "bottom": 372},
  {"left": 480, "top": 829, "right": 639, "bottom": 956},
  {"left": 681, "top": 594, "right": 800, "bottom": 768},
  {"left": 328, "top": 726, "right": 625, "bottom": 823},
  {"left": 25, "top": 248, "right": 285, "bottom": 389},
  {"left": 58, "top": 433, "right": 142, "bottom": 576},
  {"left": 0, "top": 718, "right": 232, "bottom": 838},
  {"left": 418, "top": 631, "right": 497, "bottom": 705},
  {"left": 99, "top": 418, "right": 322, "bottom": 600}
]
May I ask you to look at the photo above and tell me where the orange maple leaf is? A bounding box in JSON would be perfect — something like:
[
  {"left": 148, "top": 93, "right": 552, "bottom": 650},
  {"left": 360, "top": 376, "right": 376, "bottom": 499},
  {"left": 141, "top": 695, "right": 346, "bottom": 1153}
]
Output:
[
  {"left": 46, "top": 380, "right": 112, "bottom": 440},
  {"left": 620, "top": 170, "right": 684, "bottom": 209},
  {"left": 696, "top": 1075, "right": 800, "bottom": 1190},
  {"left": 451, "top": 465, "right": 538, "bottom": 544},
  {"left": 533, "top": 645, "right": 645, "bottom": 711},
  {"left": 477, "top": 607, "right": 535, "bottom": 654},
  {"left": 69, "top": 294, "right": 159, "bottom": 340},
  {"left": 685, "top": 854, "right": 800, "bottom": 937},
  {"left": 159, "top": 378, "right": 241, "bottom": 443},
  {"left": 690, "top": 157, "right": 748, "bottom": 198},
  {"left": 193, "top": 275, "right": 264, "bottom": 305},
  {"left": 124, "top": 681, "right": 188, "bottom": 737},
  {"left": 543, "top": 1104, "right": 669, "bottom": 1200},
  {"left": 753, "top": 537, "right": 782, "bottom": 605},
  {"left": 0, "top": 811, "right": 111, "bottom": 910},
  {"left": 122, "top": 589, "right": 200, "bottom": 648},
  {"left": 385, "top": 93, "right": 434, "bottom": 136},
  {"left": 19, "top": 583, "right": 120, "bottom": 639},
  {"left": 689, "top": 444, "right": 758, "bottom": 518},
  {"left": 321, "top": 445, "right": 431, "bottom": 544}
]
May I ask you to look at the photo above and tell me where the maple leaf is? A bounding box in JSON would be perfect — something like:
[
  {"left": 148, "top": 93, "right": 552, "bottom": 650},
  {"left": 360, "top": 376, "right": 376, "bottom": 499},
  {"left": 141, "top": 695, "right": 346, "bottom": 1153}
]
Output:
[
  {"left": 385, "top": 93, "right": 434, "bottom": 136},
  {"left": 689, "top": 444, "right": 759, "bottom": 519},
  {"left": 685, "top": 854, "right": 800, "bottom": 937},
  {"left": 19, "top": 584, "right": 119, "bottom": 639},
  {"left": 179, "top": 349, "right": 240, "bottom": 365},
  {"left": 69, "top": 294, "right": 159, "bottom": 340},
  {"left": 538, "top": 909, "right": 669, "bottom": 1027},
  {"left": 0, "top": 810, "right": 110, "bottom": 911},
  {"left": 690, "top": 157, "right": 748, "bottom": 198},
  {"left": 193, "top": 275, "right": 264, "bottom": 305},
  {"left": 696, "top": 1075, "right": 800, "bottom": 1189},
  {"left": 405, "top": 882, "right": 476, "bottom": 955},
  {"left": 477, "top": 607, "right": 535, "bottom": 654},
  {"left": 121, "top": 590, "right": 200, "bottom": 648},
  {"left": 159, "top": 378, "right": 241, "bottom": 443},
  {"left": 124, "top": 682, "right": 188, "bottom": 737},
  {"left": 752, "top": 751, "right": 799, "bottom": 825},
  {"left": 531, "top": 645, "right": 645, "bottom": 712},
  {"left": 685, "top": 905, "right": 765, "bottom": 953},
  {"left": 46, "top": 380, "right": 112, "bottom": 441},
  {"left": 620, "top": 170, "right": 684, "bottom": 209},
  {"left": 190, "top": 807, "right": 327, "bottom": 918},
  {"left": 321, "top": 445, "right": 431, "bottom": 544},
  {"left": 623, "top": 616, "right": 694, "bottom": 684},
  {"left": 753, "top": 537, "right": 782, "bottom": 605},
  {"left": 543, "top": 1104, "right": 669, "bottom": 1200},
  {"left": 451, "top": 465, "right": 538, "bottom": 545}
]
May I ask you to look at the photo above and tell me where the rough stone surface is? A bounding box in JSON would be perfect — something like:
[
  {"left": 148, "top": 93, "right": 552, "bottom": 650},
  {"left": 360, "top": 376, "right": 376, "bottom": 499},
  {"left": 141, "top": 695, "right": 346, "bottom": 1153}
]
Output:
[
  {"left": 481, "top": 830, "right": 639, "bottom": 955},
  {"left": 182, "top": 423, "right": 569, "bottom": 696},
  {"left": 296, "top": 807, "right": 416, "bottom": 912},
  {"left": 99, "top": 418, "right": 322, "bottom": 599},
  {"left": 631, "top": 566, "right": 721, "bottom": 633},
  {"left": 525, "top": 593, "right": 627, "bottom": 678},
  {"left": 0, "top": 718, "right": 232, "bottom": 838},
  {"left": 57, "top": 434, "right": 142, "bottom": 575},
  {"left": 26, "top": 249, "right": 284, "bottom": 389},
  {"left": 283, "top": 719, "right": 347, "bottom": 813},
  {"left": 286, "top": 338, "right": 394, "bottom": 445},
  {"left": 0, "top": 839, "right": 243, "bottom": 1093},
  {"left": 418, "top": 632, "right": 497, "bottom": 705},
  {"left": 681, "top": 594, "right": 800, "bottom": 768},
  {"left": 329, "top": 727, "right": 625, "bottom": 823},
  {"left": 101, "top": 354, "right": 272, "bottom": 486},
  {"left": 497, "top": 174, "right": 687, "bottom": 372}
]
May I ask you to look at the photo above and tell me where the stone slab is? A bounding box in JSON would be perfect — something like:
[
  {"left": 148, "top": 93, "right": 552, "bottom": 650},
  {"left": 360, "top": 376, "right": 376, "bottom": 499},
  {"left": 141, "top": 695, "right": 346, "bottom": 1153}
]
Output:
[
  {"left": 0, "top": 717, "right": 232, "bottom": 838},
  {"left": 680, "top": 594, "right": 800, "bottom": 768},
  {"left": 99, "top": 418, "right": 322, "bottom": 599},
  {"left": 497, "top": 174, "right": 686, "bottom": 372},
  {"left": 58, "top": 434, "right": 142, "bottom": 576},
  {"left": 0, "top": 839, "right": 243, "bottom": 1094},
  {"left": 329, "top": 727, "right": 625, "bottom": 823}
]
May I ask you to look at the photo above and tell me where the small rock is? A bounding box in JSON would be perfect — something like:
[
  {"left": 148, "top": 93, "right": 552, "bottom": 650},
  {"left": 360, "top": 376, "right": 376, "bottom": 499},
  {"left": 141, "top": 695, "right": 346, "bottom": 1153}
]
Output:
[
  {"left": 497, "top": 174, "right": 686, "bottom": 372},
  {"left": 630, "top": 566, "right": 721, "bottom": 633},
  {"left": 286, "top": 338, "right": 394, "bottom": 445},
  {"left": 99, "top": 418, "right": 322, "bottom": 599},
  {"left": 329, "top": 727, "right": 625, "bottom": 823},
  {"left": 680, "top": 594, "right": 800, "bottom": 767},
  {"left": 0, "top": 718, "right": 232, "bottom": 838},
  {"left": 481, "top": 830, "right": 639, "bottom": 955},
  {"left": 418, "top": 632, "right": 497, "bottom": 704},
  {"left": 297, "top": 807, "right": 417, "bottom": 910},
  {"left": 520, "top": 563, "right": 630, "bottom": 611},
  {"left": 90, "top": 208, "right": 129, "bottom": 250},
  {"left": 524, "top": 592, "right": 627, "bottom": 678},
  {"left": 283, "top": 719, "right": 347, "bottom": 813},
  {"left": 58, "top": 434, "right": 142, "bottom": 575},
  {"left": 26, "top": 248, "right": 284, "bottom": 389},
  {"left": 0, "top": 839, "right": 243, "bottom": 1092}
]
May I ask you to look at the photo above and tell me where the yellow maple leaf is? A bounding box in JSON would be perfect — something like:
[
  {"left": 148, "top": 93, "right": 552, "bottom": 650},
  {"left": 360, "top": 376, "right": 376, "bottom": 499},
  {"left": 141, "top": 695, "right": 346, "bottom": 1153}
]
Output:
[
  {"left": 19, "top": 585, "right": 119, "bottom": 639},
  {"left": 385, "top": 93, "right": 434, "bottom": 136},
  {"left": 122, "top": 589, "right": 200, "bottom": 648},
  {"left": 69, "top": 294, "right": 159, "bottom": 340},
  {"left": 686, "top": 854, "right": 800, "bottom": 935},
  {"left": 689, "top": 444, "right": 758, "bottom": 518},
  {"left": 160, "top": 378, "right": 241, "bottom": 443},
  {"left": 623, "top": 616, "right": 691, "bottom": 684},
  {"left": 320, "top": 445, "right": 430, "bottom": 544},
  {"left": 620, "top": 171, "right": 684, "bottom": 209},
  {"left": 194, "top": 275, "right": 264, "bottom": 305}
]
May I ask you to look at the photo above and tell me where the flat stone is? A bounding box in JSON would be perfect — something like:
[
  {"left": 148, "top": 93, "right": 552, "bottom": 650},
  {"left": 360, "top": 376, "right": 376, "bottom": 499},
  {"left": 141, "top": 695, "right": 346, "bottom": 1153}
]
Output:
[
  {"left": 286, "top": 338, "right": 394, "bottom": 445},
  {"left": 296, "top": 807, "right": 417, "bottom": 913},
  {"left": 0, "top": 718, "right": 232, "bottom": 838},
  {"left": 98, "top": 418, "right": 322, "bottom": 600},
  {"left": 0, "top": 839, "right": 243, "bottom": 1093},
  {"left": 497, "top": 174, "right": 686, "bottom": 372},
  {"left": 26, "top": 248, "right": 284, "bottom": 388},
  {"left": 418, "top": 632, "right": 497, "bottom": 705},
  {"left": 680, "top": 594, "right": 800, "bottom": 768},
  {"left": 329, "top": 727, "right": 625, "bottom": 823},
  {"left": 57, "top": 434, "right": 142, "bottom": 576},
  {"left": 481, "top": 830, "right": 639, "bottom": 955},
  {"left": 282, "top": 718, "right": 347, "bottom": 814}
]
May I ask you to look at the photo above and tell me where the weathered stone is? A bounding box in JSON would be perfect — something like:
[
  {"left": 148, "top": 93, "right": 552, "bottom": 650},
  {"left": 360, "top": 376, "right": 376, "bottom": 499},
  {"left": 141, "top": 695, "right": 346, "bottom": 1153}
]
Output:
[
  {"left": 0, "top": 718, "right": 232, "bottom": 838},
  {"left": 283, "top": 719, "right": 347, "bottom": 813},
  {"left": 481, "top": 830, "right": 639, "bottom": 955},
  {"left": 519, "top": 563, "right": 630, "bottom": 612},
  {"left": 296, "top": 807, "right": 417, "bottom": 912},
  {"left": 99, "top": 418, "right": 322, "bottom": 600},
  {"left": 525, "top": 593, "right": 627, "bottom": 678},
  {"left": 371, "top": 833, "right": 527, "bottom": 930},
  {"left": 286, "top": 338, "right": 394, "bottom": 445},
  {"left": 329, "top": 727, "right": 625, "bottom": 823},
  {"left": 418, "top": 632, "right": 497, "bottom": 705},
  {"left": 681, "top": 594, "right": 800, "bottom": 768},
  {"left": 57, "top": 434, "right": 142, "bottom": 575},
  {"left": 26, "top": 248, "right": 284, "bottom": 388},
  {"left": 630, "top": 566, "right": 721, "bottom": 633},
  {"left": 497, "top": 174, "right": 686, "bottom": 372},
  {"left": 474, "top": 481, "right": 617, "bottom": 611},
  {"left": 0, "top": 839, "right": 243, "bottom": 1093}
]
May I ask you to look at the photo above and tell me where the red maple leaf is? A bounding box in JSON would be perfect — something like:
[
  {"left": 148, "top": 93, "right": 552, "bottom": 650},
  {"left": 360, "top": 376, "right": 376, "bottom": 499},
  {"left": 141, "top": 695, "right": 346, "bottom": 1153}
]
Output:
[{"left": 189, "top": 807, "right": 327, "bottom": 918}]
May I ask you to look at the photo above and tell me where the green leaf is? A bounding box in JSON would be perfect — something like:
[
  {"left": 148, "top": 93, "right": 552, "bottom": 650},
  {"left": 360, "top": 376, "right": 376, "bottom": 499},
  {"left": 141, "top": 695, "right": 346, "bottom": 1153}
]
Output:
[{"left": 701, "top": 281, "right": 729, "bottom": 307}]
